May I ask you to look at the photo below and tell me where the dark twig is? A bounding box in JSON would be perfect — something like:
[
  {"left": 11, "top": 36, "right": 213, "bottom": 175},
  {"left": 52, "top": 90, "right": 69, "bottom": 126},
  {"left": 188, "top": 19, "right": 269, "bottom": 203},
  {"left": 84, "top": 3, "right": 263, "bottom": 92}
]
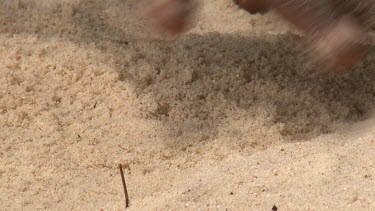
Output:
[
  {"left": 272, "top": 205, "right": 278, "bottom": 211},
  {"left": 119, "top": 164, "right": 129, "bottom": 209}
]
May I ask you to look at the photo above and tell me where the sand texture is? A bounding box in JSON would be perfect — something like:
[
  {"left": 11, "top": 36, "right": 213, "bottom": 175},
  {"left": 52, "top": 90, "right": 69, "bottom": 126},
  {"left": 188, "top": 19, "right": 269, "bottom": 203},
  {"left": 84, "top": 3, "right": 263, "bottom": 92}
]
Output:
[{"left": 1, "top": 0, "right": 375, "bottom": 210}]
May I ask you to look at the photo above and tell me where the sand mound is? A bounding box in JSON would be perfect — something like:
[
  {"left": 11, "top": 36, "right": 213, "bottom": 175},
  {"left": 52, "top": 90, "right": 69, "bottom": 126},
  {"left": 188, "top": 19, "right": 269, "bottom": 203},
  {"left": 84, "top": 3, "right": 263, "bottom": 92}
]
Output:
[{"left": 1, "top": 0, "right": 375, "bottom": 210}]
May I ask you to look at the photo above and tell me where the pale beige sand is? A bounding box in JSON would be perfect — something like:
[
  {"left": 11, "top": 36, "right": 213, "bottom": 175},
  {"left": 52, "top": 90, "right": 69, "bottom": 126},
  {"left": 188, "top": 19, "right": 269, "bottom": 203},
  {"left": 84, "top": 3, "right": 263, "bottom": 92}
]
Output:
[{"left": 1, "top": 0, "right": 375, "bottom": 210}]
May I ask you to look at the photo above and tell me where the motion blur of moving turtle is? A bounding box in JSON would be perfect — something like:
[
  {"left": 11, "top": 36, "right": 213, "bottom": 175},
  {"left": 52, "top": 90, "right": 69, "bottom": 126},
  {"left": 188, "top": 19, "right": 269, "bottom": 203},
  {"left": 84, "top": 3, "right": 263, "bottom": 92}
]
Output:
[
  {"left": 146, "top": 0, "right": 197, "bottom": 38},
  {"left": 146, "top": 0, "right": 375, "bottom": 72}
]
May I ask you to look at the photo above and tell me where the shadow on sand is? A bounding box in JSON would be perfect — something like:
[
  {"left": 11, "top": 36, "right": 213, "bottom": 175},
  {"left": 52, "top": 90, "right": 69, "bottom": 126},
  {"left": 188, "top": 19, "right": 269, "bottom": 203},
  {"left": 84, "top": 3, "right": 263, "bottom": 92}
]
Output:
[{"left": 2, "top": 0, "right": 375, "bottom": 148}]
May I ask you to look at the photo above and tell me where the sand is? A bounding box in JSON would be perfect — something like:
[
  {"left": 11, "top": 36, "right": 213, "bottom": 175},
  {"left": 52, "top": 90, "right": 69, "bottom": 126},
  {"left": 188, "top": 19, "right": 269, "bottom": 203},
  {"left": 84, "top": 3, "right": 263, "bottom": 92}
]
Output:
[{"left": 0, "top": 0, "right": 375, "bottom": 210}]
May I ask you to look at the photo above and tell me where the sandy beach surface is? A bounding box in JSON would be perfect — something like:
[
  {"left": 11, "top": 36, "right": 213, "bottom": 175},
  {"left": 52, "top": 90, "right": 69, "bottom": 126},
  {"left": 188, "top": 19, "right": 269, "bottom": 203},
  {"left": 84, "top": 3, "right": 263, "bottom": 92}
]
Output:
[{"left": 1, "top": 0, "right": 375, "bottom": 210}]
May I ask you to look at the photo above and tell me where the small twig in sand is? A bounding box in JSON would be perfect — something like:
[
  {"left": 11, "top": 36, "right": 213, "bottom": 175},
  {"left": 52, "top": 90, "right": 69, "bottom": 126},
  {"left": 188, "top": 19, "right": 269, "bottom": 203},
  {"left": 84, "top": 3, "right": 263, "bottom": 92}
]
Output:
[{"left": 119, "top": 164, "right": 129, "bottom": 209}]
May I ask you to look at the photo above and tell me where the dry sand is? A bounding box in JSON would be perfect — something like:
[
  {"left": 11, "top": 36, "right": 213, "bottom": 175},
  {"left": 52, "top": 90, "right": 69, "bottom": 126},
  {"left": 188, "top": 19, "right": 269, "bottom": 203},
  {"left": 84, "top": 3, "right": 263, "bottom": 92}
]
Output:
[{"left": 1, "top": 0, "right": 375, "bottom": 210}]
